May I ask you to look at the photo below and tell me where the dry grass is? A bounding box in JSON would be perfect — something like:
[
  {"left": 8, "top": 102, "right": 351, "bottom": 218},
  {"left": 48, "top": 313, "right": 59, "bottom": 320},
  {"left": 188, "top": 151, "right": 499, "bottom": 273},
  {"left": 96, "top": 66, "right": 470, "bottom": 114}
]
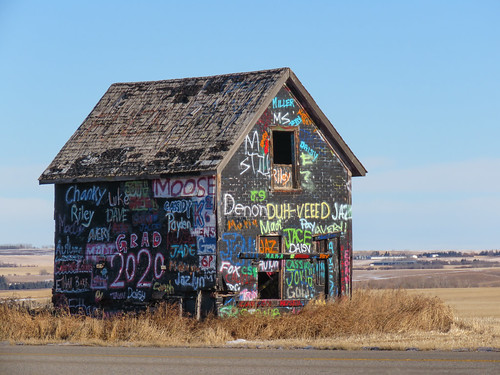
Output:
[
  {"left": 3, "top": 289, "right": 491, "bottom": 350},
  {"left": 220, "top": 290, "right": 453, "bottom": 341}
]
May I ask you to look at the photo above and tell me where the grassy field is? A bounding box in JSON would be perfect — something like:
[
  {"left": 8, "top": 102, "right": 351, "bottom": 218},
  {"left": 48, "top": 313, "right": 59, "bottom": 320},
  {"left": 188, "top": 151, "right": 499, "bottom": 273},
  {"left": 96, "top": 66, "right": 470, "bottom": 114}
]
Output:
[
  {"left": 0, "top": 289, "right": 498, "bottom": 350},
  {"left": 2, "top": 287, "right": 497, "bottom": 320}
]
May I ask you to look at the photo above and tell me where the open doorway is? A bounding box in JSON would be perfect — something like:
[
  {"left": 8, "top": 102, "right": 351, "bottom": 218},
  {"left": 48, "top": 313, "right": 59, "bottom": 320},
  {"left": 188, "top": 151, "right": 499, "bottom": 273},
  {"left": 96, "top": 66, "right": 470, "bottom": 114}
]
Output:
[{"left": 314, "top": 234, "right": 341, "bottom": 298}]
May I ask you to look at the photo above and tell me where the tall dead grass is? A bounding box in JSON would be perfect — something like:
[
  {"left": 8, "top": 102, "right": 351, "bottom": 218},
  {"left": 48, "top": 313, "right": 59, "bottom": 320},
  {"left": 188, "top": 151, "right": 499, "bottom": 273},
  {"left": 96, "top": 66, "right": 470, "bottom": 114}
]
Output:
[
  {"left": 0, "top": 290, "right": 473, "bottom": 349},
  {"left": 219, "top": 289, "right": 453, "bottom": 341}
]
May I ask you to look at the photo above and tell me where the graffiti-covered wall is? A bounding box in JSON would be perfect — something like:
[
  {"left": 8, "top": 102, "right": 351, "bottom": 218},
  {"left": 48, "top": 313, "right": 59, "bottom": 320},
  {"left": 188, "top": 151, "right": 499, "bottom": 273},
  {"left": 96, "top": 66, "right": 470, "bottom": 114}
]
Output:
[
  {"left": 218, "top": 85, "right": 352, "bottom": 317},
  {"left": 53, "top": 176, "right": 217, "bottom": 314},
  {"left": 52, "top": 85, "right": 355, "bottom": 317}
]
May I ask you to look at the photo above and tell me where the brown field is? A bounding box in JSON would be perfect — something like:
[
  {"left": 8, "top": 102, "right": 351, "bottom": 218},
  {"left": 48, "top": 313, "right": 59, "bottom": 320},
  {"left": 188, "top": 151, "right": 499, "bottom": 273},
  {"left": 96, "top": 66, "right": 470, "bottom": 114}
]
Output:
[
  {"left": 0, "top": 288, "right": 51, "bottom": 300},
  {"left": 354, "top": 266, "right": 500, "bottom": 288},
  {"left": 406, "top": 287, "right": 500, "bottom": 318},
  {"left": 0, "top": 254, "right": 53, "bottom": 267},
  {"left": 0, "top": 254, "right": 53, "bottom": 283},
  {"left": 0, "top": 266, "right": 52, "bottom": 277}
]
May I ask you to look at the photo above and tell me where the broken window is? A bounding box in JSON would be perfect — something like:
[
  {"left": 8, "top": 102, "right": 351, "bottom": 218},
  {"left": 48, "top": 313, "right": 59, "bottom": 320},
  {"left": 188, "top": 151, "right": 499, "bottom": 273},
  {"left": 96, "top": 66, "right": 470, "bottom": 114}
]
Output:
[
  {"left": 258, "top": 235, "right": 282, "bottom": 299},
  {"left": 258, "top": 272, "right": 281, "bottom": 299},
  {"left": 271, "top": 130, "right": 298, "bottom": 190}
]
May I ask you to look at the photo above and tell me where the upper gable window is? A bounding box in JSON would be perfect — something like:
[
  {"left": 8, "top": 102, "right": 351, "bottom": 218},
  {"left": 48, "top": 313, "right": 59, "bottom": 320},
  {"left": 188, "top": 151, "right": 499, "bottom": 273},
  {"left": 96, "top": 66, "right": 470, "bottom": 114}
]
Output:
[
  {"left": 273, "top": 131, "right": 293, "bottom": 164},
  {"left": 271, "top": 130, "right": 298, "bottom": 190}
]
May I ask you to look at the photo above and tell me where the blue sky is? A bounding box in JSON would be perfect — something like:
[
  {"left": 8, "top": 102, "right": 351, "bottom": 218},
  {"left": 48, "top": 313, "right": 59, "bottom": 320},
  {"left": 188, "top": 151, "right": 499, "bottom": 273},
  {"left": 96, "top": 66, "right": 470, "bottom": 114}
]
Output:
[{"left": 0, "top": 1, "right": 498, "bottom": 250}]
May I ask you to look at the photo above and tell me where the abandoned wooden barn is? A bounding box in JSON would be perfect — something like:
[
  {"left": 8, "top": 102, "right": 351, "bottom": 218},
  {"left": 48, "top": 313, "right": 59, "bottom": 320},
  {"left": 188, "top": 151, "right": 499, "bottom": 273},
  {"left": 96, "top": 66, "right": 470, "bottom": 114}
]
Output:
[{"left": 39, "top": 68, "right": 366, "bottom": 317}]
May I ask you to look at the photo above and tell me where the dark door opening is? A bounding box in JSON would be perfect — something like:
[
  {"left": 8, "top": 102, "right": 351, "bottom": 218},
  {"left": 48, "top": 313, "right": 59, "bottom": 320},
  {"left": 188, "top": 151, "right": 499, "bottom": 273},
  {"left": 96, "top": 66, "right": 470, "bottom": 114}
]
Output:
[
  {"left": 314, "top": 235, "right": 341, "bottom": 298},
  {"left": 258, "top": 272, "right": 281, "bottom": 299}
]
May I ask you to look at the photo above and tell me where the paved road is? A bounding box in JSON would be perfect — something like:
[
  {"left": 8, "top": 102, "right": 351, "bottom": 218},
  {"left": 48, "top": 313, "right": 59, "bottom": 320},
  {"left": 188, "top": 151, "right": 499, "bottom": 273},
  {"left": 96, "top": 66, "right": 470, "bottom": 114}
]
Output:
[{"left": 0, "top": 343, "right": 499, "bottom": 375}]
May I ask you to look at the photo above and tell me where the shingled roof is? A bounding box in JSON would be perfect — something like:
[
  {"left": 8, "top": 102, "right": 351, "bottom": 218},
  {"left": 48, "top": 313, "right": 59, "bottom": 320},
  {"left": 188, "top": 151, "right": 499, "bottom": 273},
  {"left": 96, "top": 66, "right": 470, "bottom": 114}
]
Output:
[{"left": 39, "top": 68, "right": 366, "bottom": 184}]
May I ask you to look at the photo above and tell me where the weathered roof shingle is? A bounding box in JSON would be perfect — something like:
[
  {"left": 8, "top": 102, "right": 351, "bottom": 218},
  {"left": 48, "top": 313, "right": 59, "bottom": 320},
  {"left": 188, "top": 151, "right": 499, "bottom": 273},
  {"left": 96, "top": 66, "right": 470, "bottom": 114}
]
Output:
[{"left": 40, "top": 68, "right": 366, "bottom": 184}]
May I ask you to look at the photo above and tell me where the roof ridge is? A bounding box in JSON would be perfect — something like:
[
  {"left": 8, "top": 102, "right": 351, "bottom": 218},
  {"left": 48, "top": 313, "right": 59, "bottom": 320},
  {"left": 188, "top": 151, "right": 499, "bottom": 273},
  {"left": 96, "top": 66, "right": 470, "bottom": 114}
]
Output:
[{"left": 110, "top": 67, "right": 290, "bottom": 87}]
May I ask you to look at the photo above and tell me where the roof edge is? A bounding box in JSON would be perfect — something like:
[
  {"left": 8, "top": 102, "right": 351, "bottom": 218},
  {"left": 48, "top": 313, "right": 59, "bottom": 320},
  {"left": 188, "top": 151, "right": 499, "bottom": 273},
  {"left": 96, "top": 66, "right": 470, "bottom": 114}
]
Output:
[
  {"left": 286, "top": 71, "right": 367, "bottom": 177},
  {"left": 216, "top": 68, "right": 291, "bottom": 175},
  {"left": 38, "top": 170, "right": 218, "bottom": 185},
  {"left": 109, "top": 67, "right": 291, "bottom": 88}
]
